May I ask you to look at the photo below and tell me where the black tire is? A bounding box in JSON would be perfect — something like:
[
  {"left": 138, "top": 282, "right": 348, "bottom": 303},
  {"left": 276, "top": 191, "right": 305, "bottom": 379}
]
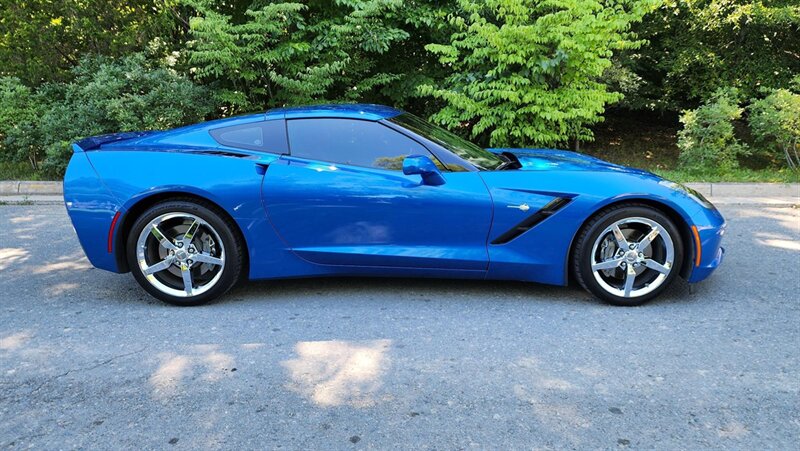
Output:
[
  {"left": 572, "top": 204, "right": 684, "bottom": 306},
  {"left": 126, "top": 199, "right": 244, "bottom": 306}
]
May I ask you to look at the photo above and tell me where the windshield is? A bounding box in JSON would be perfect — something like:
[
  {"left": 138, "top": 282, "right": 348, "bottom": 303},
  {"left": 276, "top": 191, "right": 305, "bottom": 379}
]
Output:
[{"left": 389, "top": 113, "right": 505, "bottom": 170}]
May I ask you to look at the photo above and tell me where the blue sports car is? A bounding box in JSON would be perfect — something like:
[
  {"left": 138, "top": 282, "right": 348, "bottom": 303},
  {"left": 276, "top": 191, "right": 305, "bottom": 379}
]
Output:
[{"left": 64, "top": 104, "right": 725, "bottom": 306}]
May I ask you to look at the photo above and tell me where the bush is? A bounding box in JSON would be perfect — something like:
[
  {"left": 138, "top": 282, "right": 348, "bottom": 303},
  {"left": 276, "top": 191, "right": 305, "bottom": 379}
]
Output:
[
  {"left": 0, "top": 77, "right": 46, "bottom": 170},
  {"left": 37, "top": 54, "right": 215, "bottom": 177},
  {"left": 748, "top": 88, "right": 800, "bottom": 171},
  {"left": 677, "top": 88, "right": 749, "bottom": 170}
]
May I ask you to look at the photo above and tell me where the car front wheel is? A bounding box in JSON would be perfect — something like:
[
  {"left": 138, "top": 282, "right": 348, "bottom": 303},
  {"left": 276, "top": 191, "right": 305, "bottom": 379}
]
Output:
[
  {"left": 126, "top": 199, "right": 243, "bottom": 306},
  {"left": 572, "top": 204, "right": 684, "bottom": 306}
]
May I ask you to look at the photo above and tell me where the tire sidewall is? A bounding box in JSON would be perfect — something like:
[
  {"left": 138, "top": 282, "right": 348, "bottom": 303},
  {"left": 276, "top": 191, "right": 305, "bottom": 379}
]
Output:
[
  {"left": 577, "top": 206, "right": 684, "bottom": 306},
  {"left": 126, "top": 200, "right": 242, "bottom": 306}
]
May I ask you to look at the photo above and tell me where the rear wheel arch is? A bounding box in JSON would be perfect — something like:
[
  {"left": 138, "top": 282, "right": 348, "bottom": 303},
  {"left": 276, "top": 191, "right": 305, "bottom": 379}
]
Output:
[
  {"left": 567, "top": 198, "right": 695, "bottom": 284},
  {"left": 114, "top": 192, "right": 249, "bottom": 277}
]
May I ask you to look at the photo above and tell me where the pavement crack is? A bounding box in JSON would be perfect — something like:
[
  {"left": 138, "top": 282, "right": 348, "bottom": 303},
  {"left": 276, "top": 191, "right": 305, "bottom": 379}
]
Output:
[{"left": 29, "top": 347, "right": 146, "bottom": 394}]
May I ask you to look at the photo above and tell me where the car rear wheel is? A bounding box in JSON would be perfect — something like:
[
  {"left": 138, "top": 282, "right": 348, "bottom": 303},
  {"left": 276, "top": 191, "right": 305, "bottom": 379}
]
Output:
[
  {"left": 572, "top": 204, "right": 684, "bottom": 306},
  {"left": 126, "top": 199, "right": 243, "bottom": 306}
]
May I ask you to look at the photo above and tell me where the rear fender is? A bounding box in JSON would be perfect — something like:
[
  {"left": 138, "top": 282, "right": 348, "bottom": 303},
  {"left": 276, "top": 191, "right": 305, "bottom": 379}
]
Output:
[{"left": 63, "top": 151, "right": 123, "bottom": 272}]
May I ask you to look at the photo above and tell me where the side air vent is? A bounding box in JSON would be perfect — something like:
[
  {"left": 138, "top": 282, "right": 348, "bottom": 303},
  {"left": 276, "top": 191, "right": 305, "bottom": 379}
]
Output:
[{"left": 490, "top": 197, "right": 572, "bottom": 245}]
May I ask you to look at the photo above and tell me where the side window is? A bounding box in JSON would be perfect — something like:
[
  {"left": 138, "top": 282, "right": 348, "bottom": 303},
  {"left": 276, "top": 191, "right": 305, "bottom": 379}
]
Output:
[
  {"left": 286, "top": 118, "right": 441, "bottom": 170},
  {"left": 210, "top": 120, "right": 288, "bottom": 154}
]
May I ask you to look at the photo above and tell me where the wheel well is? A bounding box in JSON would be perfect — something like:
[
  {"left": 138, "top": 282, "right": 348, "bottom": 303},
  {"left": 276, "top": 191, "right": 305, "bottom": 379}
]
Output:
[
  {"left": 114, "top": 192, "right": 249, "bottom": 276},
  {"left": 567, "top": 198, "right": 695, "bottom": 283}
]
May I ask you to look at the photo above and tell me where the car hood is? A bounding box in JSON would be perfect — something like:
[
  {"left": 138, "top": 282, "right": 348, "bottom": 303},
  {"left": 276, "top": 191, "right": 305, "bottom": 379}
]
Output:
[{"left": 489, "top": 148, "right": 655, "bottom": 177}]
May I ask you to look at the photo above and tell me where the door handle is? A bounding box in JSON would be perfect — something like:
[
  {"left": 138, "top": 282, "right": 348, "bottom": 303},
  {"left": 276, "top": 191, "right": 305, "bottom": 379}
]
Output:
[{"left": 507, "top": 203, "right": 530, "bottom": 212}]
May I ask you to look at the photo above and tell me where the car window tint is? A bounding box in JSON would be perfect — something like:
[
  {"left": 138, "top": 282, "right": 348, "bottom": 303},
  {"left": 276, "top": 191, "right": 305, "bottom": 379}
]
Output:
[
  {"left": 287, "top": 118, "right": 439, "bottom": 170},
  {"left": 210, "top": 120, "right": 288, "bottom": 153}
]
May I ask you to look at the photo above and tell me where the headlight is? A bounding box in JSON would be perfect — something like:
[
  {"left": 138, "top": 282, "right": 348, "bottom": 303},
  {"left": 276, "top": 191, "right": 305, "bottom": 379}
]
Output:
[{"left": 659, "top": 180, "right": 716, "bottom": 210}]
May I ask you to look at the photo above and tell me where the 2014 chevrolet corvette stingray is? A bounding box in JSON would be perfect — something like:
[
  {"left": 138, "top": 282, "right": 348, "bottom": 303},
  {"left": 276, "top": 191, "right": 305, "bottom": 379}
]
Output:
[{"left": 64, "top": 104, "right": 725, "bottom": 306}]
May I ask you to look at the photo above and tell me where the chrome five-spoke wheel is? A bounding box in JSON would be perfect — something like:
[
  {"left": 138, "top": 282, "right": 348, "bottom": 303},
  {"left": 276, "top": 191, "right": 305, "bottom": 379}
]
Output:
[
  {"left": 573, "top": 204, "right": 684, "bottom": 306},
  {"left": 136, "top": 213, "right": 225, "bottom": 297},
  {"left": 127, "top": 200, "right": 243, "bottom": 306},
  {"left": 590, "top": 217, "right": 674, "bottom": 298}
]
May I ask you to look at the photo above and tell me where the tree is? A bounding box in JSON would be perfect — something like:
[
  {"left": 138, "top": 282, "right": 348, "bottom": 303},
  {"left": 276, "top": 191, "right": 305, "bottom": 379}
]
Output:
[
  {"left": 183, "top": 0, "right": 446, "bottom": 114},
  {"left": 623, "top": 0, "right": 800, "bottom": 111},
  {"left": 420, "top": 0, "right": 657, "bottom": 148},
  {"left": 0, "top": 0, "right": 181, "bottom": 84}
]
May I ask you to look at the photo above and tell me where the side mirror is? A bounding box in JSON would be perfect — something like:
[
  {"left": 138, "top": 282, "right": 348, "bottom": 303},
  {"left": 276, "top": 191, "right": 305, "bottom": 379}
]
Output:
[{"left": 403, "top": 155, "right": 446, "bottom": 186}]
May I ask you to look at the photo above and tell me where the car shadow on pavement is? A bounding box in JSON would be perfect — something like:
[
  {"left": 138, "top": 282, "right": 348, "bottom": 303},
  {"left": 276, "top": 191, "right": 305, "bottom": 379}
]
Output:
[{"left": 221, "top": 275, "right": 697, "bottom": 308}]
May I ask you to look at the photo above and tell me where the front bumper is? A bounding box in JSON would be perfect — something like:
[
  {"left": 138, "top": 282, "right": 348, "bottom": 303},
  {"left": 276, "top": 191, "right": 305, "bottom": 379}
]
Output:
[{"left": 686, "top": 206, "right": 726, "bottom": 283}]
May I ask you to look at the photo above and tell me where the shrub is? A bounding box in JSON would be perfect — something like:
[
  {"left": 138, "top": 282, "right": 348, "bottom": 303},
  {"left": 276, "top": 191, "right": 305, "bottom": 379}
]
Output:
[
  {"left": 38, "top": 53, "right": 215, "bottom": 177},
  {"left": 0, "top": 77, "right": 46, "bottom": 170},
  {"left": 677, "top": 88, "right": 749, "bottom": 170},
  {"left": 748, "top": 88, "right": 800, "bottom": 170}
]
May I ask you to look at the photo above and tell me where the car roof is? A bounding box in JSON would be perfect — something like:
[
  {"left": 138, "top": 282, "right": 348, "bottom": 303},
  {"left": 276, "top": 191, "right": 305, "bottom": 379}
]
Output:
[
  {"left": 98, "top": 105, "right": 404, "bottom": 150},
  {"left": 268, "top": 103, "right": 403, "bottom": 121}
]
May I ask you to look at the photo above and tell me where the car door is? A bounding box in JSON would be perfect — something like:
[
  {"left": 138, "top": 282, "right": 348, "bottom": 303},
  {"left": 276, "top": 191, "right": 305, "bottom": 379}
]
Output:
[{"left": 262, "top": 118, "right": 493, "bottom": 270}]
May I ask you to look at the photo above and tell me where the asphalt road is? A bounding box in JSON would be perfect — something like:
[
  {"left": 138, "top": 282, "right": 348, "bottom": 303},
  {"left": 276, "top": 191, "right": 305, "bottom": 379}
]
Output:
[{"left": 1, "top": 203, "right": 798, "bottom": 450}]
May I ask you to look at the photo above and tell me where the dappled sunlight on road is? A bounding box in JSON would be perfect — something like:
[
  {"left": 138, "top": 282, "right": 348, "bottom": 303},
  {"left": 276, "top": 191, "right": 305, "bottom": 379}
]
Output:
[
  {"left": 0, "top": 247, "right": 30, "bottom": 271},
  {"left": 149, "top": 345, "right": 236, "bottom": 400},
  {"left": 733, "top": 206, "right": 799, "bottom": 256},
  {"left": 736, "top": 206, "right": 799, "bottom": 234},
  {"left": 0, "top": 206, "right": 98, "bottom": 299},
  {"left": 510, "top": 356, "right": 593, "bottom": 444},
  {"left": 43, "top": 282, "right": 82, "bottom": 297},
  {"left": 755, "top": 235, "right": 800, "bottom": 252},
  {"left": 283, "top": 339, "right": 391, "bottom": 407},
  {"left": 9, "top": 215, "right": 35, "bottom": 224},
  {"left": 718, "top": 420, "right": 750, "bottom": 439},
  {"left": 0, "top": 330, "right": 33, "bottom": 351},
  {"left": 31, "top": 259, "right": 92, "bottom": 274}
]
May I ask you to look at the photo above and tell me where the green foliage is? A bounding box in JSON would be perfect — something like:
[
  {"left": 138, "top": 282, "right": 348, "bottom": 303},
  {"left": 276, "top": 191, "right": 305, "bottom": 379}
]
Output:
[
  {"left": 0, "top": 0, "right": 797, "bottom": 182},
  {"left": 0, "top": 78, "right": 46, "bottom": 170},
  {"left": 0, "top": 0, "right": 181, "bottom": 84},
  {"left": 0, "top": 54, "right": 214, "bottom": 178},
  {"left": 677, "top": 88, "right": 749, "bottom": 170},
  {"left": 656, "top": 167, "right": 799, "bottom": 183},
  {"left": 40, "top": 54, "right": 214, "bottom": 176},
  {"left": 420, "top": 0, "right": 658, "bottom": 148},
  {"left": 625, "top": 0, "right": 800, "bottom": 110},
  {"left": 184, "top": 0, "right": 444, "bottom": 114},
  {"left": 0, "top": 162, "right": 44, "bottom": 181},
  {"left": 748, "top": 87, "right": 800, "bottom": 170}
]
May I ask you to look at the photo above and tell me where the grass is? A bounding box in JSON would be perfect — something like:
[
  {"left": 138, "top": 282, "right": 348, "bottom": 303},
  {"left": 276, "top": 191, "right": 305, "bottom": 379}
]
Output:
[
  {"left": 583, "top": 112, "right": 799, "bottom": 183},
  {"left": 655, "top": 168, "right": 799, "bottom": 183},
  {"left": 0, "top": 161, "right": 47, "bottom": 181}
]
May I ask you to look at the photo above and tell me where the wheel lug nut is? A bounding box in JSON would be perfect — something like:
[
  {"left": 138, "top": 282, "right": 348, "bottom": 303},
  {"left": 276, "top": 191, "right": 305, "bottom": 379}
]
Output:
[
  {"left": 629, "top": 244, "right": 635, "bottom": 250},
  {"left": 187, "top": 260, "right": 193, "bottom": 265}
]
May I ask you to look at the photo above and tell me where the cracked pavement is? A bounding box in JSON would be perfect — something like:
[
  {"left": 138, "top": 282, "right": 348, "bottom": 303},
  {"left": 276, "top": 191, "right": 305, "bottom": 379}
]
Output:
[{"left": 1, "top": 204, "right": 799, "bottom": 449}]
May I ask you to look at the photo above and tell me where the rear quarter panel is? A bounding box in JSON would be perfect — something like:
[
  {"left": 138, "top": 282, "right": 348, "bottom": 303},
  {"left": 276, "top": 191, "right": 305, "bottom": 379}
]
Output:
[
  {"left": 63, "top": 151, "right": 121, "bottom": 271},
  {"left": 65, "top": 149, "right": 307, "bottom": 279}
]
